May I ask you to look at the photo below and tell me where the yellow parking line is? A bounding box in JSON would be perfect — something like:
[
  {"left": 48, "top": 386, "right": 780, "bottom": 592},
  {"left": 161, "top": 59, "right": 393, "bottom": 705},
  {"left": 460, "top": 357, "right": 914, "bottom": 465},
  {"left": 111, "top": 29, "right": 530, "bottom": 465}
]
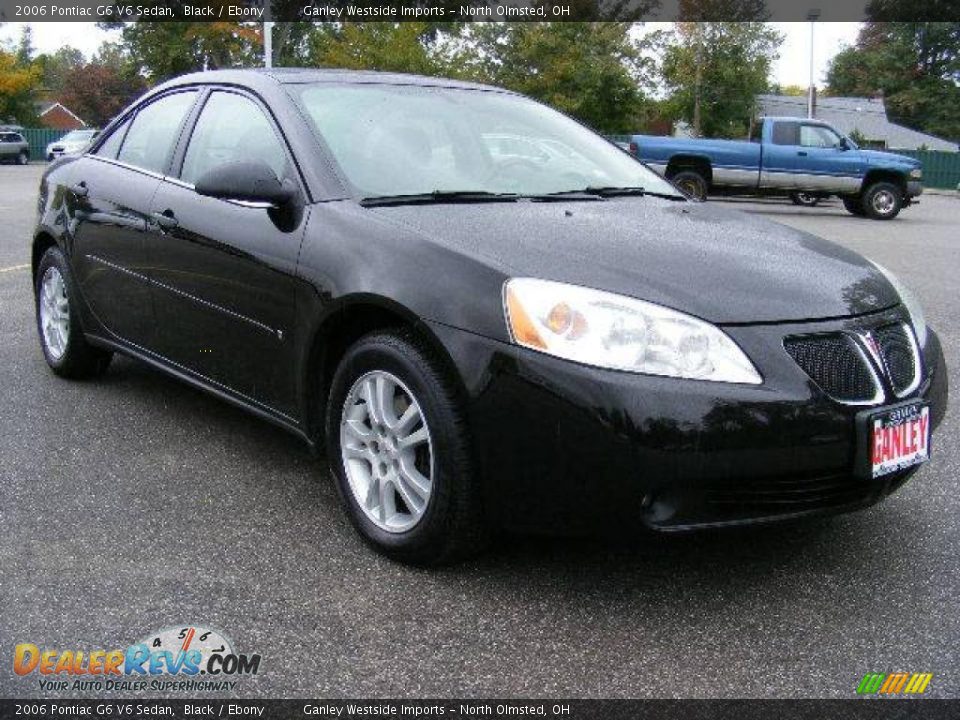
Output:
[{"left": 0, "top": 263, "right": 29, "bottom": 273}]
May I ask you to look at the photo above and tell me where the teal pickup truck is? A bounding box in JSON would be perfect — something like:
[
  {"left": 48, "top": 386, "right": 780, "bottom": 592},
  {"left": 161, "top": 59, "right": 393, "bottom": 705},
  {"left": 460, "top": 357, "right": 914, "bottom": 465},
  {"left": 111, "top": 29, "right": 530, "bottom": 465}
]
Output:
[{"left": 629, "top": 117, "right": 924, "bottom": 220}]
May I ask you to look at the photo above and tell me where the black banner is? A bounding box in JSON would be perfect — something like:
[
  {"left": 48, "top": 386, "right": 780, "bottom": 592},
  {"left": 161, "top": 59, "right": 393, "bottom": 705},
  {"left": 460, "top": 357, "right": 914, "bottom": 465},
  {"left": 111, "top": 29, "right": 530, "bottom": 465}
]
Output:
[
  {"left": 2, "top": 700, "right": 960, "bottom": 720},
  {"left": 0, "top": 0, "right": 957, "bottom": 22}
]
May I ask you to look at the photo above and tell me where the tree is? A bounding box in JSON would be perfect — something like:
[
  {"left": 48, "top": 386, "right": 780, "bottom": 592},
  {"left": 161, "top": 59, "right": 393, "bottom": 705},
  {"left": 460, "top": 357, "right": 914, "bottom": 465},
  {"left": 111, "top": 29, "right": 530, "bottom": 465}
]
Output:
[
  {"left": 59, "top": 60, "right": 148, "bottom": 127},
  {"left": 462, "top": 23, "right": 655, "bottom": 133},
  {"left": 16, "top": 26, "right": 35, "bottom": 65},
  {"left": 305, "top": 23, "right": 458, "bottom": 76},
  {"left": 35, "top": 46, "right": 86, "bottom": 95},
  {"left": 0, "top": 48, "right": 42, "bottom": 124},
  {"left": 825, "top": 22, "right": 960, "bottom": 140},
  {"left": 98, "top": 21, "right": 262, "bottom": 82},
  {"left": 660, "top": 22, "right": 782, "bottom": 138}
]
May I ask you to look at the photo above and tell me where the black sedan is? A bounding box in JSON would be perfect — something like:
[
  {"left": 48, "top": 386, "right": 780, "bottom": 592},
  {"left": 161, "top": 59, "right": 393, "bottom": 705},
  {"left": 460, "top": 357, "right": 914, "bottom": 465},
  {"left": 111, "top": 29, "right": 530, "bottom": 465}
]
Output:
[{"left": 32, "top": 69, "right": 947, "bottom": 564}]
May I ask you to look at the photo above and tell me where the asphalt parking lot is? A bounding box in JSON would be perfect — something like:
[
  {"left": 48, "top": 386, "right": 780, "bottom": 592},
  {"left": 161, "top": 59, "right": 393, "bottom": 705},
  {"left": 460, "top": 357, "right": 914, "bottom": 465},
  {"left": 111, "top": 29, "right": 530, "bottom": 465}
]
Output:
[{"left": 1, "top": 163, "right": 957, "bottom": 699}]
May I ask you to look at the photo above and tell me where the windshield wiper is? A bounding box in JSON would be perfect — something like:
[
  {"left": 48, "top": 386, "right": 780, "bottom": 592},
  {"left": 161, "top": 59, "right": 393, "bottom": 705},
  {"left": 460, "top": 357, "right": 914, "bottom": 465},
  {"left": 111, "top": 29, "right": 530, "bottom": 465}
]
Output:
[
  {"left": 359, "top": 190, "right": 520, "bottom": 207},
  {"left": 582, "top": 185, "right": 647, "bottom": 197},
  {"left": 580, "top": 186, "right": 687, "bottom": 201}
]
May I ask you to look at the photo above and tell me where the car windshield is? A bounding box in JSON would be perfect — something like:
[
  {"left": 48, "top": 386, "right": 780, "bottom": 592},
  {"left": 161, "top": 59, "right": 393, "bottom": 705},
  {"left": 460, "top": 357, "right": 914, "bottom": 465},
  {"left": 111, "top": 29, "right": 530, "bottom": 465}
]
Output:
[{"left": 292, "top": 83, "right": 680, "bottom": 199}]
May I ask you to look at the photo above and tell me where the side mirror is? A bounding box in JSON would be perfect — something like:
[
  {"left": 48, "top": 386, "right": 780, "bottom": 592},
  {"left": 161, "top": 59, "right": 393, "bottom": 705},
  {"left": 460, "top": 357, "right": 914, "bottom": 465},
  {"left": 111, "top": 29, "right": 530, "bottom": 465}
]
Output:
[
  {"left": 195, "top": 161, "right": 296, "bottom": 206},
  {"left": 838, "top": 137, "right": 850, "bottom": 151}
]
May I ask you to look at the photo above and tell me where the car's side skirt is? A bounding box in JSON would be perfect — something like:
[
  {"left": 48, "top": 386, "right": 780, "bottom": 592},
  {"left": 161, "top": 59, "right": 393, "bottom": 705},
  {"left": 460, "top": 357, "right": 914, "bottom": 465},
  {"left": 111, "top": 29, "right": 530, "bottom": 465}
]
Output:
[{"left": 85, "top": 332, "right": 316, "bottom": 451}]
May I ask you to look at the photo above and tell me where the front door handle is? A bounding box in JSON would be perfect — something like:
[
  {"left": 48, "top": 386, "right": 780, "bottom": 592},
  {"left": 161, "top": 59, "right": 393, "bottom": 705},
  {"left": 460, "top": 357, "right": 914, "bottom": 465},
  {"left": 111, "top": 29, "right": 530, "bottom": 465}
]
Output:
[
  {"left": 797, "top": 151, "right": 808, "bottom": 157},
  {"left": 152, "top": 210, "right": 178, "bottom": 230},
  {"left": 69, "top": 181, "right": 88, "bottom": 197}
]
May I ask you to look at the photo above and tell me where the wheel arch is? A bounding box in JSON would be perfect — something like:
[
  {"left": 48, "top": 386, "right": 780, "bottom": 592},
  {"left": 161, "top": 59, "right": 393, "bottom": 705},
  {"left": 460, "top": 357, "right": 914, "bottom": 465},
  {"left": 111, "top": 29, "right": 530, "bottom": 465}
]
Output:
[
  {"left": 301, "top": 294, "right": 466, "bottom": 446},
  {"left": 862, "top": 168, "right": 907, "bottom": 193},
  {"left": 31, "top": 230, "right": 59, "bottom": 287},
  {"left": 666, "top": 154, "right": 713, "bottom": 183}
]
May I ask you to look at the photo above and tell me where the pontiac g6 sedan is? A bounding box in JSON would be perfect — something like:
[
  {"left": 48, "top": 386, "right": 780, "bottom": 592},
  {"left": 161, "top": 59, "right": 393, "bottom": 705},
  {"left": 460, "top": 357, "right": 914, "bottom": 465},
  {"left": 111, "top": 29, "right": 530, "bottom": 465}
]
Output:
[{"left": 33, "top": 69, "right": 947, "bottom": 564}]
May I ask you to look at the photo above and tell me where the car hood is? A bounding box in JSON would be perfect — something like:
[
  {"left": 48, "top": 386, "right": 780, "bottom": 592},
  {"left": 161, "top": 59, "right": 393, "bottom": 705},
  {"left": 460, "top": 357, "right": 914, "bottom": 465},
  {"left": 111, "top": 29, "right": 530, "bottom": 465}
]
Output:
[
  {"left": 370, "top": 197, "right": 899, "bottom": 325},
  {"left": 858, "top": 148, "right": 920, "bottom": 168}
]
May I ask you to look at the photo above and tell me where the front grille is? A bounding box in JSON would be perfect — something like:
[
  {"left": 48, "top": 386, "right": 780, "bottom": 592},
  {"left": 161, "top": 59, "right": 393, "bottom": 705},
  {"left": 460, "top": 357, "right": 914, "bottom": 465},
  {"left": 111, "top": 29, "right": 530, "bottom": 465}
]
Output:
[
  {"left": 875, "top": 323, "right": 920, "bottom": 396},
  {"left": 784, "top": 334, "right": 879, "bottom": 403}
]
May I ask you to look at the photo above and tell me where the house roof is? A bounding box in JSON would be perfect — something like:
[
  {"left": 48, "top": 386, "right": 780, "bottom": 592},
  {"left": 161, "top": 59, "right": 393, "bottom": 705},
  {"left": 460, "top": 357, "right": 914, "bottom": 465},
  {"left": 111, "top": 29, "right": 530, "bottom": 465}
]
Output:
[
  {"left": 757, "top": 94, "right": 957, "bottom": 152},
  {"left": 37, "top": 102, "right": 86, "bottom": 127}
]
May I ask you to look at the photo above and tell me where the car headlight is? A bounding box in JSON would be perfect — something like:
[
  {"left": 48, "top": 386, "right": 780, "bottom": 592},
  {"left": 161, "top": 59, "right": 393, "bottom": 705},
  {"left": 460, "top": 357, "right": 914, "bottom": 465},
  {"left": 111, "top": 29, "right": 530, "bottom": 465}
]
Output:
[
  {"left": 873, "top": 264, "right": 927, "bottom": 346},
  {"left": 503, "top": 278, "right": 762, "bottom": 384},
  {"left": 909, "top": 167, "right": 922, "bottom": 179}
]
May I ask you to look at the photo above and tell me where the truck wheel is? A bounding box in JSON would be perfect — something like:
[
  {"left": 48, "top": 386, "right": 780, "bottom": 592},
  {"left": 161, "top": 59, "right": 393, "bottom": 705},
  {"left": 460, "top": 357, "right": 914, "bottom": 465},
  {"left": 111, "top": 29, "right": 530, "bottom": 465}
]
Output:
[
  {"left": 843, "top": 197, "right": 865, "bottom": 216},
  {"left": 862, "top": 182, "right": 903, "bottom": 220},
  {"left": 790, "top": 191, "right": 820, "bottom": 207},
  {"left": 671, "top": 170, "right": 708, "bottom": 201}
]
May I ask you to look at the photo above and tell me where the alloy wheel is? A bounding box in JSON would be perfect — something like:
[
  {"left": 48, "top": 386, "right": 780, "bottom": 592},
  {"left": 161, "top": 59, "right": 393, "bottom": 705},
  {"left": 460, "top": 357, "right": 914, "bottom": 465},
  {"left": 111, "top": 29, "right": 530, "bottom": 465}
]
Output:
[
  {"left": 39, "top": 267, "right": 70, "bottom": 361},
  {"left": 871, "top": 189, "right": 896, "bottom": 216},
  {"left": 339, "top": 370, "right": 434, "bottom": 533}
]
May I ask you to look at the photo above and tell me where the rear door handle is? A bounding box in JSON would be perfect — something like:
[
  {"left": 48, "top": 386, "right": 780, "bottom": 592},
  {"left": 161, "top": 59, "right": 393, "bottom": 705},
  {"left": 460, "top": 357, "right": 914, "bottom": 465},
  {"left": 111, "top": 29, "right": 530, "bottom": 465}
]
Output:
[
  {"left": 151, "top": 210, "right": 178, "bottom": 230},
  {"left": 69, "top": 181, "right": 88, "bottom": 197},
  {"left": 797, "top": 151, "right": 808, "bottom": 157}
]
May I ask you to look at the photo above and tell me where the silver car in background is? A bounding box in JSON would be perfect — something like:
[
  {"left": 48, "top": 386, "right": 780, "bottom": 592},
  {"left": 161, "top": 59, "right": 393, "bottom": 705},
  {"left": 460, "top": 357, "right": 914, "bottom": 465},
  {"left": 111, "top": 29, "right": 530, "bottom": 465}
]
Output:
[
  {"left": 45, "top": 129, "right": 99, "bottom": 161},
  {"left": 0, "top": 131, "right": 30, "bottom": 165}
]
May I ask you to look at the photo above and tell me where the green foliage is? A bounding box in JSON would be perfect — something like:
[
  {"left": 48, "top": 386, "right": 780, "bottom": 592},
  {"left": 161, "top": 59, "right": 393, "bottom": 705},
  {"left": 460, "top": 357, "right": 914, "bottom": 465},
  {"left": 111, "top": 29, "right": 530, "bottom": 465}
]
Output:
[
  {"left": 825, "top": 22, "right": 960, "bottom": 140},
  {"left": 0, "top": 46, "right": 41, "bottom": 125},
  {"left": 306, "top": 23, "right": 456, "bottom": 76},
  {"left": 35, "top": 47, "right": 86, "bottom": 95},
  {"left": 97, "top": 21, "right": 262, "bottom": 82},
  {"left": 660, "top": 22, "right": 782, "bottom": 138},
  {"left": 461, "top": 23, "right": 655, "bottom": 133},
  {"left": 848, "top": 128, "right": 867, "bottom": 145}
]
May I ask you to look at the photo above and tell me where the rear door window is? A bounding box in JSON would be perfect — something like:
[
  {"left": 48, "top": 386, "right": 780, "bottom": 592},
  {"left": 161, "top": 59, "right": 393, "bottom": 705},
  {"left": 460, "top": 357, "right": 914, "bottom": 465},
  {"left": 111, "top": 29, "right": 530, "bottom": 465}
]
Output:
[{"left": 117, "top": 91, "right": 198, "bottom": 174}]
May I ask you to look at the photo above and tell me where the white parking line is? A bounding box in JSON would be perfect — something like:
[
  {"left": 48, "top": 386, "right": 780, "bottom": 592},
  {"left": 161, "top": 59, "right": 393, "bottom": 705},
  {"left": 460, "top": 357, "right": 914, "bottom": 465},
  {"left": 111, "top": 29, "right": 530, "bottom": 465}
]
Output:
[{"left": 0, "top": 263, "right": 29, "bottom": 273}]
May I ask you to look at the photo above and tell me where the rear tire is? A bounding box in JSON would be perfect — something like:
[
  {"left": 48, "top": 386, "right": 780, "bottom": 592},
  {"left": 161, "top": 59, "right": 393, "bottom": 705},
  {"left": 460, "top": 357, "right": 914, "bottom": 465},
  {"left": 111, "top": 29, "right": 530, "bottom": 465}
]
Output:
[
  {"left": 843, "top": 197, "right": 865, "bottom": 216},
  {"left": 17, "top": 151, "right": 28, "bottom": 165},
  {"left": 670, "top": 170, "right": 708, "bottom": 201},
  {"left": 862, "top": 181, "right": 903, "bottom": 220},
  {"left": 790, "top": 191, "right": 820, "bottom": 207},
  {"left": 325, "top": 329, "right": 486, "bottom": 565},
  {"left": 35, "top": 246, "right": 112, "bottom": 379}
]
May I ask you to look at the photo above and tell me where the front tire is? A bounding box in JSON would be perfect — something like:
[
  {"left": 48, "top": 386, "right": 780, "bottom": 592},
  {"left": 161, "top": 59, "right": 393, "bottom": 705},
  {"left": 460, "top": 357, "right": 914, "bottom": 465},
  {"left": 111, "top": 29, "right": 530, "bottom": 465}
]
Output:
[
  {"left": 35, "top": 246, "right": 112, "bottom": 378},
  {"left": 862, "top": 181, "right": 903, "bottom": 220},
  {"left": 325, "top": 330, "right": 485, "bottom": 565},
  {"left": 17, "top": 151, "right": 28, "bottom": 165},
  {"left": 670, "top": 170, "right": 708, "bottom": 201}
]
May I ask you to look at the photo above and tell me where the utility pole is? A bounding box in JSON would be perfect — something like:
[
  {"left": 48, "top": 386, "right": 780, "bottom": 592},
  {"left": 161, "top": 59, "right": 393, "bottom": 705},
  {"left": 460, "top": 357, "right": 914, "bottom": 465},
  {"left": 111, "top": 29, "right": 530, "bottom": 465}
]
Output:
[
  {"left": 807, "top": 10, "right": 821, "bottom": 118},
  {"left": 264, "top": 22, "right": 274, "bottom": 69}
]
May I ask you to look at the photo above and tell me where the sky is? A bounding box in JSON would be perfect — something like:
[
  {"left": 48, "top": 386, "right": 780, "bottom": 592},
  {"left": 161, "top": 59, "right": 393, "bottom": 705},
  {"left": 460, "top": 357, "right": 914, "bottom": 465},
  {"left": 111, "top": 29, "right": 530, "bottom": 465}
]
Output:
[{"left": 0, "top": 21, "right": 862, "bottom": 89}]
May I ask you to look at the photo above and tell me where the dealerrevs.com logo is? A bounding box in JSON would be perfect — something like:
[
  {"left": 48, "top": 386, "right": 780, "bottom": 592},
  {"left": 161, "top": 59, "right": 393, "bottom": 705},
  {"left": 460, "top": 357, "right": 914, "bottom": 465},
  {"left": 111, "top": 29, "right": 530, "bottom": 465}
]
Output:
[{"left": 13, "top": 625, "right": 261, "bottom": 692}]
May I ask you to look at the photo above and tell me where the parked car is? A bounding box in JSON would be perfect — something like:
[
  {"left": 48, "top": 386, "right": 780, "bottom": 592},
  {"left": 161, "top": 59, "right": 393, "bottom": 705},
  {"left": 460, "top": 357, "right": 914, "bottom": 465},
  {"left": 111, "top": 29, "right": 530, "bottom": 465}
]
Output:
[
  {"left": 31, "top": 70, "right": 947, "bottom": 564},
  {"left": 0, "top": 131, "right": 30, "bottom": 165},
  {"left": 45, "top": 128, "right": 99, "bottom": 161},
  {"left": 630, "top": 117, "right": 924, "bottom": 220}
]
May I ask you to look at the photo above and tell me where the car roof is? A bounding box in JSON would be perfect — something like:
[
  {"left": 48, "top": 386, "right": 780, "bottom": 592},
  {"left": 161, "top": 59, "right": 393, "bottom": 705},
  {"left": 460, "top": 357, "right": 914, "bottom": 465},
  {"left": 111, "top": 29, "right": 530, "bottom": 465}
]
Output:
[
  {"left": 760, "top": 116, "right": 835, "bottom": 126},
  {"left": 154, "top": 67, "right": 508, "bottom": 95}
]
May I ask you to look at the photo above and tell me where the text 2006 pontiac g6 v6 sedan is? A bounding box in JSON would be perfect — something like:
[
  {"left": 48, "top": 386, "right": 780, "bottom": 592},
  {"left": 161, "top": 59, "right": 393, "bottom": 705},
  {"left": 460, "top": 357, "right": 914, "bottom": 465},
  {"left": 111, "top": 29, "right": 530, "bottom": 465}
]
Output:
[{"left": 32, "top": 69, "right": 947, "bottom": 564}]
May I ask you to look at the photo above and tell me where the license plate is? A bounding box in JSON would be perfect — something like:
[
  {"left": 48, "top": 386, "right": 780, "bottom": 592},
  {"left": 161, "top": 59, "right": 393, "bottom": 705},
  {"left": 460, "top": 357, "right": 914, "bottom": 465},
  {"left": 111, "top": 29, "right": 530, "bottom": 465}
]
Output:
[{"left": 866, "top": 402, "right": 931, "bottom": 479}]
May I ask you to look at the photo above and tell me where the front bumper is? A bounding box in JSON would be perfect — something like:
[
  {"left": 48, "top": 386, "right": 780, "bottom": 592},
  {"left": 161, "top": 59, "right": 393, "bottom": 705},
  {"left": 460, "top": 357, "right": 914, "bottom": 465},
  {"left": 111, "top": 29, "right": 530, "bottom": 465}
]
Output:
[
  {"left": 907, "top": 180, "right": 923, "bottom": 198},
  {"left": 426, "top": 308, "right": 947, "bottom": 534}
]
